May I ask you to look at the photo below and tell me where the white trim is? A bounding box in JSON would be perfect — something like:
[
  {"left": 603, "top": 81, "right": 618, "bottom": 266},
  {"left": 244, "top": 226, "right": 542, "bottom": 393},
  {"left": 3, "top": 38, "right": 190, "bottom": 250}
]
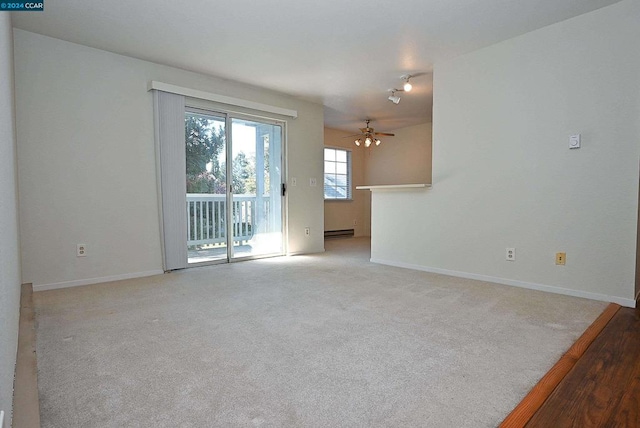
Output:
[
  {"left": 370, "top": 258, "right": 637, "bottom": 308},
  {"left": 356, "top": 184, "right": 431, "bottom": 191},
  {"left": 33, "top": 270, "right": 164, "bottom": 292},
  {"left": 324, "top": 146, "right": 353, "bottom": 200},
  {"left": 324, "top": 144, "right": 353, "bottom": 153},
  {"left": 186, "top": 101, "right": 288, "bottom": 125},
  {"left": 148, "top": 81, "right": 298, "bottom": 119}
]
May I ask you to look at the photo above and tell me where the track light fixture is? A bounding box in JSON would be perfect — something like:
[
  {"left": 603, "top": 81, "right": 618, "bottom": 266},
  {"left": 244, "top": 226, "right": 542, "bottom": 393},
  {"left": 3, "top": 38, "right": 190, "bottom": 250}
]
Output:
[
  {"left": 387, "top": 73, "right": 421, "bottom": 102},
  {"left": 388, "top": 90, "right": 401, "bottom": 104},
  {"left": 402, "top": 74, "right": 413, "bottom": 92}
]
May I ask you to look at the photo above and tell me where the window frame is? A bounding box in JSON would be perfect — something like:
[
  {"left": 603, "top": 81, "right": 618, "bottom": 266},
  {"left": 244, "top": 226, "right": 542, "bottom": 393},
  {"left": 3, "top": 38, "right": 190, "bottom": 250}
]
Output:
[{"left": 323, "top": 146, "right": 352, "bottom": 201}]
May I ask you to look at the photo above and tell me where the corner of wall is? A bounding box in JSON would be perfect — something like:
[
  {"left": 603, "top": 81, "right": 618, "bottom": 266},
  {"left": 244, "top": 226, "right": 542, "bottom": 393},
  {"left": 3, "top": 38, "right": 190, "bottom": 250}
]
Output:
[{"left": 0, "top": 11, "right": 22, "bottom": 425}]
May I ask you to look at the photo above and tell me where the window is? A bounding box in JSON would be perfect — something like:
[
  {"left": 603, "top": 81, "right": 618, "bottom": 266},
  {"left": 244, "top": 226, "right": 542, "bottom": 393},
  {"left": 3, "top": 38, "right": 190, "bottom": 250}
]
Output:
[{"left": 324, "top": 148, "right": 351, "bottom": 200}]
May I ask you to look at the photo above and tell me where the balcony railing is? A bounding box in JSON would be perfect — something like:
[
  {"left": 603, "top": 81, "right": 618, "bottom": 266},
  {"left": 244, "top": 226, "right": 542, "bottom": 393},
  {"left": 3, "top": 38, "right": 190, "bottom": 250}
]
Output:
[{"left": 186, "top": 193, "right": 270, "bottom": 247}]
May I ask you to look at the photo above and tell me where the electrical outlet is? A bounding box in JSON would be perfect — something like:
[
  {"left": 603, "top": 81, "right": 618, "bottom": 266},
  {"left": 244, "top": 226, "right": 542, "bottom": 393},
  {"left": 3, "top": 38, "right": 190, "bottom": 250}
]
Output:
[
  {"left": 506, "top": 248, "right": 516, "bottom": 261},
  {"left": 309, "top": 178, "right": 317, "bottom": 187},
  {"left": 304, "top": 227, "right": 310, "bottom": 237},
  {"left": 77, "top": 244, "right": 87, "bottom": 257},
  {"left": 556, "top": 252, "right": 566, "bottom": 265},
  {"left": 353, "top": 219, "right": 357, "bottom": 226},
  {"left": 291, "top": 177, "right": 297, "bottom": 186}
]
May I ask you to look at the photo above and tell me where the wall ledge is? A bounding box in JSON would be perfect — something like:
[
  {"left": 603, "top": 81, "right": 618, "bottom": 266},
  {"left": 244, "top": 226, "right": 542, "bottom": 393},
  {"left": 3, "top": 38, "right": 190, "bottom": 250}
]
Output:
[{"left": 356, "top": 184, "right": 431, "bottom": 191}]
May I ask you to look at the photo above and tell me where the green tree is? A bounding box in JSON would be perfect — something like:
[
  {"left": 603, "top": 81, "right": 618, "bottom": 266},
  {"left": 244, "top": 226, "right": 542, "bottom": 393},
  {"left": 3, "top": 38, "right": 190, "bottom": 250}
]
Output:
[
  {"left": 185, "top": 115, "right": 225, "bottom": 193},
  {"left": 232, "top": 151, "right": 254, "bottom": 194}
]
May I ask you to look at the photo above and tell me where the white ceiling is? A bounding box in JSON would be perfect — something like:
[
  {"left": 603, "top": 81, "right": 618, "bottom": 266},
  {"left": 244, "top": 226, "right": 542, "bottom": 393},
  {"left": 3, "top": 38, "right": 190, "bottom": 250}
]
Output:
[{"left": 12, "top": 0, "right": 621, "bottom": 133}]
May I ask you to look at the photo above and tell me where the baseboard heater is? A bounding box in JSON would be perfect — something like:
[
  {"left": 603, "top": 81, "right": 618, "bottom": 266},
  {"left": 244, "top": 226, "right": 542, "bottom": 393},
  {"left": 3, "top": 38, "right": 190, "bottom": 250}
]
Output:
[{"left": 324, "top": 229, "right": 355, "bottom": 239}]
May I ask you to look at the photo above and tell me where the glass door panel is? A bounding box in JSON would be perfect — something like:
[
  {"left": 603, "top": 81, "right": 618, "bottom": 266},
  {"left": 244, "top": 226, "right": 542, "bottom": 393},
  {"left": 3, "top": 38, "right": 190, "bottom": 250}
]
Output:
[
  {"left": 185, "top": 111, "right": 227, "bottom": 264},
  {"left": 230, "top": 118, "right": 283, "bottom": 259}
]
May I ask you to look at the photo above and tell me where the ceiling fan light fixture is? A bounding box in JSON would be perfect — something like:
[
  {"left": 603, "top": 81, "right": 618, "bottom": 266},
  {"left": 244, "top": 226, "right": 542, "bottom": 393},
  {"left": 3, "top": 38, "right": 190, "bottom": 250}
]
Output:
[{"left": 346, "top": 120, "right": 393, "bottom": 149}]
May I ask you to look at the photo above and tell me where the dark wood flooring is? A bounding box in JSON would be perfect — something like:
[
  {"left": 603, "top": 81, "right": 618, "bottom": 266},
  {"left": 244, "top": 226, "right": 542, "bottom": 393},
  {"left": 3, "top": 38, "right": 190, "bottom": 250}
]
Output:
[
  {"left": 525, "top": 305, "right": 640, "bottom": 427},
  {"left": 504, "top": 303, "right": 640, "bottom": 427}
]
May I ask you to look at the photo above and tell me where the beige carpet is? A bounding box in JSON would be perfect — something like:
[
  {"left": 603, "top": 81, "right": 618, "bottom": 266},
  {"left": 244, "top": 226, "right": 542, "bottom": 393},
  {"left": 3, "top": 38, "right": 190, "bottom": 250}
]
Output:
[{"left": 34, "top": 237, "right": 606, "bottom": 427}]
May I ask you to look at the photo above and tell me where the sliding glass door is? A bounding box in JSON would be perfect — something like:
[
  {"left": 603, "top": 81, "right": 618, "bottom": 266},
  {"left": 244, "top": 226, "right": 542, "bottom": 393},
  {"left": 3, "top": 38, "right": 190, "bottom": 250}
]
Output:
[
  {"left": 230, "top": 118, "right": 283, "bottom": 259},
  {"left": 185, "top": 109, "right": 283, "bottom": 264}
]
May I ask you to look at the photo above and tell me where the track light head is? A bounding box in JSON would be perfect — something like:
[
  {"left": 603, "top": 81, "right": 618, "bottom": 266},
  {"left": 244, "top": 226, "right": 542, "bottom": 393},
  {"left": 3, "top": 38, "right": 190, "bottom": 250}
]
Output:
[{"left": 388, "top": 90, "right": 401, "bottom": 104}]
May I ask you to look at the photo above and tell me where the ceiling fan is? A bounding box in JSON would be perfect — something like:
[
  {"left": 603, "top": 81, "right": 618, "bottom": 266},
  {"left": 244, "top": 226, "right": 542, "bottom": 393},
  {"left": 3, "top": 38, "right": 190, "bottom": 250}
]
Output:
[{"left": 345, "top": 120, "right": 395, "bottom": 147}]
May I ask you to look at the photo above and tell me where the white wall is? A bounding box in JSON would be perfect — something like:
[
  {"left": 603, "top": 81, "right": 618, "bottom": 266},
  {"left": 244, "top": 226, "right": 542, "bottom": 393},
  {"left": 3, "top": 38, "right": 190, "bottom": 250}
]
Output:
[
  {"left": 371, "top": 0, "right": 640, "bottom": 306},
  {"left": 324, "top": 127, "right": 370, "bottom": 236},
  {"left": 366, "top": 122, "right": 432, "bottom": 186},
  {"left": 14, "top": 30, "right": 325, "bottom": 289},
  {"left": 0, "top": 13, "right": 21, "bottom": 424}
]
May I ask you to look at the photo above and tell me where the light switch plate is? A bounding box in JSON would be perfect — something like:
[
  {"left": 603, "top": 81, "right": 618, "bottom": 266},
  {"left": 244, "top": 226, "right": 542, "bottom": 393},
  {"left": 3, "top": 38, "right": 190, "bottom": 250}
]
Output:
[{"left": 569, "top": 134, "right": 581, "bottom": 149}]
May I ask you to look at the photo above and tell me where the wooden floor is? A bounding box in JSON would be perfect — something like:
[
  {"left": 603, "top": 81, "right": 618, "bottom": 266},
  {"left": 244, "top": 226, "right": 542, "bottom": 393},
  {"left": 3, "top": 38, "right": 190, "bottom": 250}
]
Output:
[
  {"left": 12, "top": 284, "right": 41, "bottom": 428},
  {"left": 504, "top": 304, "right": 640, "bottom": 427}
]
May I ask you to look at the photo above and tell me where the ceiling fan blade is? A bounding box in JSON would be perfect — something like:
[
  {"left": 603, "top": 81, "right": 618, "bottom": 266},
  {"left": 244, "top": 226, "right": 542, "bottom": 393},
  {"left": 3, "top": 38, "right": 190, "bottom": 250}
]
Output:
[{"left": 348, "top": 120, "right": 391, "bottom": 142}]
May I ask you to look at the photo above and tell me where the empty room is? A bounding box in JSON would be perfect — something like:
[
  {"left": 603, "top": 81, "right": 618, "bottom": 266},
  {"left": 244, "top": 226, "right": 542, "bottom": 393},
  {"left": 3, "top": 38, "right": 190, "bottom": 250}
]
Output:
[{"left": 1, "top": 0, "right": 640, "bottom": 426}]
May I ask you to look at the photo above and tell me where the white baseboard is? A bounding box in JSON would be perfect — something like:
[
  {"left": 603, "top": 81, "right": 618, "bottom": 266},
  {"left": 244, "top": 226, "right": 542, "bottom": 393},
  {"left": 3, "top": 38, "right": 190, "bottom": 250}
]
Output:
[
  {"left": 287, "top": 248, "right": 326, "bottom": 256},
  {"left": 33, "top": 270, "right": 165, "bottom": 292},
  {"left": 370, "top": 258, "right": 636, "bottom": 308}
]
